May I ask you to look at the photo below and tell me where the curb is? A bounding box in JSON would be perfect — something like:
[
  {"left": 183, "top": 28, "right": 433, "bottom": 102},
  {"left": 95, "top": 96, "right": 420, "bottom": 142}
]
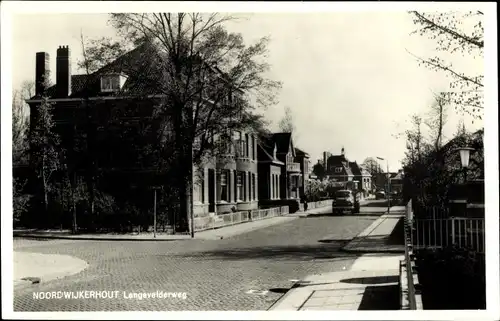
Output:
[
  {"left": 14, "top": 207, "right": 332, "bottom": 242},
  {"left": 340, "top": 210, "right": 405, "bottom": 253},
  {"left": 13, "top": 233, "right": 193, "bottom": 242},
  {"left": 14, "top": 254, "right": 89, "bottom": 291},
  {"left": 340, "top": 247, "right": 405, "bottom": 254},
  {"left": 266, "top": 280, "right": 303, "bottom": 311}
]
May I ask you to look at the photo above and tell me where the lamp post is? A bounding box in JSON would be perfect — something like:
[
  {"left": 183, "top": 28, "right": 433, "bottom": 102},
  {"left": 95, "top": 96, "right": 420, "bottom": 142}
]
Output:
[
  {"left": 456, "top": 147, "right": 474, "bottom": 183},
  {"left": 376, "top": 157, "right": 390, "bottom": 214},
  {"left": 151, "top": 186, "right": 163, "bottom": 238}
]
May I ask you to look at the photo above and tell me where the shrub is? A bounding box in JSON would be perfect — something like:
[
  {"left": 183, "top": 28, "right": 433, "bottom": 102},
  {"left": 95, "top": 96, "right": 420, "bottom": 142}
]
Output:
[{"left": 415, "top": 245, "right": 485, "bottom": 309}]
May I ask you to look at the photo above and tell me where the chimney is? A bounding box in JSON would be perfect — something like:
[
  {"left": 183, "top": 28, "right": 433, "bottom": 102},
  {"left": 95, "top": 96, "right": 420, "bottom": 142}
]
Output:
[
  {"left": 56, "top": 45, "right": 72, "bottom": 97},
  {"left": 35, "top": 52, "right": 50, "bottom": 96}
]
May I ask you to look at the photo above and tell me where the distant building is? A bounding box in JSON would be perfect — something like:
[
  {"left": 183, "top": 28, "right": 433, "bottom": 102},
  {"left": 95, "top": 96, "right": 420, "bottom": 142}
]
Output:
[
  {"left": 324, "top": 147, "right": 354, "bottom": 182},
  {"left": 390, "top": 169, "right": 404, "bottom": 194}
]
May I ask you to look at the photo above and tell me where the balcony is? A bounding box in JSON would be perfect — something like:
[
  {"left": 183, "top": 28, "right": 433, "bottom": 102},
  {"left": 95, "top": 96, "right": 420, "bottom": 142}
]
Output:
[{"left": 287, "top": 162, "right": 301, "bottom": 173}]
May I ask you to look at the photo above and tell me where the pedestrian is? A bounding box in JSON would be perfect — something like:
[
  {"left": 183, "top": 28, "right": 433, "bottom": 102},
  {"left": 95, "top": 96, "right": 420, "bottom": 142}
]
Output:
[{"left": 303, "top": 195, "right": 308, "bottom": 212}]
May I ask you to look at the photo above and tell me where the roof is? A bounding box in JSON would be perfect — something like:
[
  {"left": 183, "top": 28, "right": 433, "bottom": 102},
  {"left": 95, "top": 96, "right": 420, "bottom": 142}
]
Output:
[
  {"left": 360, "top": 167, "right": 372, "bottom": 176},
  {"left": 344, "top": 166, "right": 353, "bottom": 176},
  {"left": 31, "top": 42, "right": 160, "bottom": 100},
  {"left": 257, "top": 137, "right": 284, "bottom": 165},
  {"left": 272, "top": 133, "right": 293, "bottom": 154},
  {"left": 327, "top": 155, "right": 348, "bottom": 165},
  {"left": 30, "top": 41, "right": 239, "bottom": 100},
  {"left": 295, "top": 147, "right": 309, "bottom": 158},
  {"left": 391, "top": 172, "right": 404, "bottom": 180},
  {"left": 349, "top": 162, "right": 361, "bottom": 176}
]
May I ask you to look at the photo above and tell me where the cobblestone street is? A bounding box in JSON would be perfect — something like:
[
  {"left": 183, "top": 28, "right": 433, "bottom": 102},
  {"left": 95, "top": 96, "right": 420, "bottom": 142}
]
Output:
[{"left": 14, "top": 208, "right": 380, "bottom": 311}]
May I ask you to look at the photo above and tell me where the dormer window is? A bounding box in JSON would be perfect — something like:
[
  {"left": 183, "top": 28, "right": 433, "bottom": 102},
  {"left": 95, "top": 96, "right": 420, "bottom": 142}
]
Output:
[{"left": 100, "top": 73, "right": 127, "bottom": 93}]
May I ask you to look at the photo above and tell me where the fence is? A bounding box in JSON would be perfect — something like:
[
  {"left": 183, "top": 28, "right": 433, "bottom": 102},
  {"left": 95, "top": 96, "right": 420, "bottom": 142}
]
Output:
[
  {"left": 406, "top": 200, "right": 485, "bottom": 253},
  {"left": 412, "top": 218, "right": 485, "bottom": 253},
  {"left": 193, "top": 205, "right": 290, "bottom": 232}
]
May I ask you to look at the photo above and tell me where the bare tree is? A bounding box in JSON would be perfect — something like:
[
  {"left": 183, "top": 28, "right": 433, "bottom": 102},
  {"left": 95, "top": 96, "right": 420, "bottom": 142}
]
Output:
[
  {"left": 12, "top": 81, "right": 35, "bottom": 165},
  {"left": 29, "top": 73, "right": 62, "bottom": 215},
  {"left": 81, "top": 13, "right": 281, "bottom": 234},
  {"left": 408, "top": 11, "right": 484, "bottom": 118},
  {"left": 425, "top": 91, "right": 448, "bottom": 151},
  {"left": 278, "top": 106, "right": 297, "bottom": 140}
]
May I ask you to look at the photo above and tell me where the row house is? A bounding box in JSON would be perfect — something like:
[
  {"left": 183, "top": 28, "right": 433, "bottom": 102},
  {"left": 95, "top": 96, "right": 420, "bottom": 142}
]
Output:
[
  {"left": 257, "top": 133, "right": 308, "bottom": 206},
  {"left": 294, "top": 147, "right": 310, "bottom": 198}
]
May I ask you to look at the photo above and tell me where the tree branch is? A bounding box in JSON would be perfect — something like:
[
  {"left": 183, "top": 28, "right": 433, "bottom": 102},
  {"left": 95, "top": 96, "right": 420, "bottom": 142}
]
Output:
[{"left": 411, "top": 11, "right": 484, "bottom": 48}]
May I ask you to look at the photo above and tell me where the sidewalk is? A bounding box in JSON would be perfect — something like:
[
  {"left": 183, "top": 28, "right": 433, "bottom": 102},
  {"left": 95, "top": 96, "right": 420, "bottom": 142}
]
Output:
[
  {"left": 269, "top": 254, "right": 403, "bottom": 310},
  {"left": 269, "top": 207, "right": 406, "bottom": 311},
  {"left": 14, "top": 252, "right": 89, "bottom": 290},
  {"left": 340, "top": 206, "right": 405, "bottom": 253},
  {"left": 13, "top": 206, "right": 331, "bottom": 242}
]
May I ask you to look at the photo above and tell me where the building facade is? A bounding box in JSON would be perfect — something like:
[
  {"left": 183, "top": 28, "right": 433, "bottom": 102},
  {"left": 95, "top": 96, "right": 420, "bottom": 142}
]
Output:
[
  {"left": 258, "top": 133, "right": 304, "bottom": 202},
  {"left": 295, "top": 147, "right": 310, "bottom": 199},
  {"left": 193, "top": 130, "right": 259, "bottom": 216}
]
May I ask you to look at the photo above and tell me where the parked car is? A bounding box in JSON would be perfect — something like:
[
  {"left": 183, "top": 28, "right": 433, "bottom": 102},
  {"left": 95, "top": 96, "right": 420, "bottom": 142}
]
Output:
[
  {"left": 332, "top": 189, "right": 360, "bottom": 215},
  {"left": 375, "top": 190, "right": 386, "bottom": 200}
]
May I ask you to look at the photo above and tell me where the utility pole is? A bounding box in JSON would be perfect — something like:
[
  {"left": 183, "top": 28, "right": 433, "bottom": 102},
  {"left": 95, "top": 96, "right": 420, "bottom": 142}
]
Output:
[
  {"left": 376, "top": 156, "right": 390, "bottom": 214},
  {"left": 151, "top": 186, "right": 163, "bottom": 238},
  {"left": 386, "top": 159, "right": 390, "bottom": 214},
  {"left": 154, "top": 188, "right": 157, "bottom": 238}
]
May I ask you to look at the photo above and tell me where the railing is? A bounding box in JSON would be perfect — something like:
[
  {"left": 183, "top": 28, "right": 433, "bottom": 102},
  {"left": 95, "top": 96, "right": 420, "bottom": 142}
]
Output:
[
  {"left": 286, "top": 162, "right": 301, "bottom": 172},
  {"left": 193, "top": 205, "right": 289, "bottom": 232},
  {"left": 407, "top": 200, "right": 485, "bottom": 253},
  {"left": 412, "top": 217, "right": 485, "bottom": 253},
  {"left": 307, "top": 199, "right": 333, "bottom": 209}
]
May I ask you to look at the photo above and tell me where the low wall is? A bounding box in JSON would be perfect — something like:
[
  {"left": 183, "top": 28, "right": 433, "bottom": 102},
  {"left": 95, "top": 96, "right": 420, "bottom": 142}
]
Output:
[
  {"left": 401, "top": 200, "right": 423, "bottom": 310},
  {"left": 193, "top": 206, "right": 290, "bottom": 232}
]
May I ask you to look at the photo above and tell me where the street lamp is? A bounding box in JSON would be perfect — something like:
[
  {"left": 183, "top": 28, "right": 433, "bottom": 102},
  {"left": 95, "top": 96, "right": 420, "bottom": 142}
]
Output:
[
  {"left": 376, "top": 157, "right": 390, "bottom": 214},
  {"left": 456, "top": 147, "right": 474, "bottom": 183}
]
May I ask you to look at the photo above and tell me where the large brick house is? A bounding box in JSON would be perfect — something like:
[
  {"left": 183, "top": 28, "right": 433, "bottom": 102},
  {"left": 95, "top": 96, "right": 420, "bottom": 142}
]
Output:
[
  {"left": 325, "top": 148, "right": 354, "bottom": 182},
  {"left": 26, "top": 43, "right": 259, "bottom": 224}
]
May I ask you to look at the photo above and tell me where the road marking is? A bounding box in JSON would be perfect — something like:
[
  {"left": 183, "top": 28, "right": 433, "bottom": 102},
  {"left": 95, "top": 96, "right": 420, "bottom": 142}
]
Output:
[{"left": 246, "top": 289, "right": 269, "bottom": 295}]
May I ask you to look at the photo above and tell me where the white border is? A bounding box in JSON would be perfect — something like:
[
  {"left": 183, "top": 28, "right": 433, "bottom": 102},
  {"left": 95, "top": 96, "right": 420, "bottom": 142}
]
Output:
[{"left": 2, "top": 2, "right": 498, "bottom": 320}]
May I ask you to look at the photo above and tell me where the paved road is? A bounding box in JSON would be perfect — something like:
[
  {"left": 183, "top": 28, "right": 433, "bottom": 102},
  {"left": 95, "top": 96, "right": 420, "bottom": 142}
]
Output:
[{"left": 14, "top": 206, "right": 381, "bottom": 311}]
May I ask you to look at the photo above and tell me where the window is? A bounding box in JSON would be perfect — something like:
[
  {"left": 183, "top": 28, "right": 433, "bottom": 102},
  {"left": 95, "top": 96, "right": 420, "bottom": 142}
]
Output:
[
  {"left": 248, "top": 135, "right": 253, "bottom": 159},
  {"left": 252, "top": 173, "right": 256, "bottom": 200},
  {"left": 236, "top": 172, "right": 243, "bottom": 201},
  {"left": 252, "top": 136, "right": 256, "bottom": 160},
  {"left": 100, "top": 74, "right": 127, "bottom": 92},
  {"left": 335, "top": 167, "right": 343, "bottom": 173},
  {"left": 245, "top": 134, "right": 249, "bottom": 157},
  {"left": 240, "top": 140, "right": 246, "bottom": 157},
  {"left": 220, "top": 171, "right": 228, "bottom": 202},
  {"left": 275, "top": 175, "right": 279, "bottom": 199},
  {"left": 233, "top": 131, "right": 242, "bottom": 156}
]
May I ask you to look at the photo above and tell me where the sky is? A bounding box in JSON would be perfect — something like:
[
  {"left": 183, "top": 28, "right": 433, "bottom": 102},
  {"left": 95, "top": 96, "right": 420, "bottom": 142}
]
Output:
[{"left": 9, "top": 9, "right": 485, "bottom": 172}]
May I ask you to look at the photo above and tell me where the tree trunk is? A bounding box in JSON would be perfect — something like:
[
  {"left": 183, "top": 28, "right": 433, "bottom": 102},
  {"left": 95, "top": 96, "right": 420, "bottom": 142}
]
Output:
[
  {"left": 72, "top": 171, "right": 78, "bottom": 233},
  {"left": 177, "top": 164, "right": 192, "bottom": 233},
  {"left": 42, "top": 155, "right": 49, "bottom": 216}
]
